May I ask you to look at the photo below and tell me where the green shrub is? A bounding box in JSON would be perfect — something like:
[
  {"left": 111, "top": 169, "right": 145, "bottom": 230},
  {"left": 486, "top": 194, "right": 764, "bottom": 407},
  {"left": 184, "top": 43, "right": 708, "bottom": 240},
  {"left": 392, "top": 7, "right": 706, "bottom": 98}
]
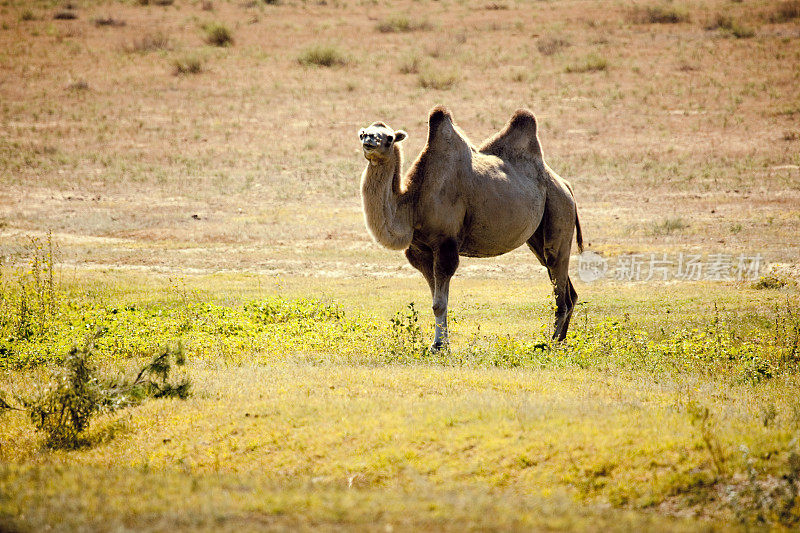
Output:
[
  {"left": 10, "top": 344, "right": 190, "bottom": 449},
  {"left": 23, "top": 346, "right": 101, "bottom": 448}
]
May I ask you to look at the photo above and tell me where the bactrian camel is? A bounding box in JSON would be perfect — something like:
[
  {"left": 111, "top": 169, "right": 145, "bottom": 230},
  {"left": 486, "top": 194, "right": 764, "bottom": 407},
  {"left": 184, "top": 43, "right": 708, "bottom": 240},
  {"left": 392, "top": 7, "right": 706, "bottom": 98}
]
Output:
[{"left": 358, "top": 106, "right": 583, "bottom": 349}]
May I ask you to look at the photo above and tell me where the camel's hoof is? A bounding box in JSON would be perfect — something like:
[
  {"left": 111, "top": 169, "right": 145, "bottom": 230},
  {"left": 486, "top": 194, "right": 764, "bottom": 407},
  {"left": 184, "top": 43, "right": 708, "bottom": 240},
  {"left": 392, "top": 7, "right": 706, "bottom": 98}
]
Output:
[{"left": 429, "top": 341, "right": 447, "bottom": 353}]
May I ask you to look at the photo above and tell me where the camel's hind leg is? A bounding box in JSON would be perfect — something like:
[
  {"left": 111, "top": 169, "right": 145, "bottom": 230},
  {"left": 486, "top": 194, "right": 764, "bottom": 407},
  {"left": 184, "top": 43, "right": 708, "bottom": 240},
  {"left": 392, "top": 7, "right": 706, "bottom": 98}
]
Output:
[{"left": 527, "top": 217, "right": 578, "bottom": 342}]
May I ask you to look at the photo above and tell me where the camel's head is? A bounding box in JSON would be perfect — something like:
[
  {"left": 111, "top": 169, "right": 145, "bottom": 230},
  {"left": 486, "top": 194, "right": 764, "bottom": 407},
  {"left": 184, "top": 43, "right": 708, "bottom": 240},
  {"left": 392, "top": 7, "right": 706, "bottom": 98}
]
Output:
[{"left": 358, "top": 122, "right": 407, "bottom": 162}]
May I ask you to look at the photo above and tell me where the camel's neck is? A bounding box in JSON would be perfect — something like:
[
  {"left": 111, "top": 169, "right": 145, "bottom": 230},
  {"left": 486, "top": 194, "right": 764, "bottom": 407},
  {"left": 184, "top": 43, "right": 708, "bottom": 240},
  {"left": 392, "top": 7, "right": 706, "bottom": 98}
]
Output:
[{"left": 360, "top": 144, "right": 414, "bottom": 251}]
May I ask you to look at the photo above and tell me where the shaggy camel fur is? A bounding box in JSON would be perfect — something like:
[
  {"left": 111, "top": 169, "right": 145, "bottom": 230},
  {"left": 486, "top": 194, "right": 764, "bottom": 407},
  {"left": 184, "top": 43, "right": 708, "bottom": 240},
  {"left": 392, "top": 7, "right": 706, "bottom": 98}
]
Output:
[{"left": 358, "top": 106, "right": 583, "bottom": 348}]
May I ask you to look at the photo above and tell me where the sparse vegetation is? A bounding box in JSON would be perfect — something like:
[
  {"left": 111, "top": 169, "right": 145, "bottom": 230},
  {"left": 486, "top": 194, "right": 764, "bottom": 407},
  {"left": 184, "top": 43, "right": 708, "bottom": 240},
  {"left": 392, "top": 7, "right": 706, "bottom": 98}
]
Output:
[
  {"left": 203, "top": 22, "right": 233, "bottom": 46},
  {"left": 297, "top": 44, "right": 348, "bottom": 67}
]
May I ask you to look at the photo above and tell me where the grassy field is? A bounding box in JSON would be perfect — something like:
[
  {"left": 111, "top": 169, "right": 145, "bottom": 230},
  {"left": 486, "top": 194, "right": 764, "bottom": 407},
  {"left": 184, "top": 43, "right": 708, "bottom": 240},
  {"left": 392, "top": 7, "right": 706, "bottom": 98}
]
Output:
[{"left": 1, "top": 0, "right": 800, "bottom": 530}]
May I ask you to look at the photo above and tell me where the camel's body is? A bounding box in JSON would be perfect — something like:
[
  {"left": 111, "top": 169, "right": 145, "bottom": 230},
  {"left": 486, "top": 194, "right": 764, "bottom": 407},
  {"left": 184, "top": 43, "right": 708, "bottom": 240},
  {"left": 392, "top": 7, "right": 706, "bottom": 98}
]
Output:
[{"left": 359, "top": 106, "right": 582, "bottom": 348}]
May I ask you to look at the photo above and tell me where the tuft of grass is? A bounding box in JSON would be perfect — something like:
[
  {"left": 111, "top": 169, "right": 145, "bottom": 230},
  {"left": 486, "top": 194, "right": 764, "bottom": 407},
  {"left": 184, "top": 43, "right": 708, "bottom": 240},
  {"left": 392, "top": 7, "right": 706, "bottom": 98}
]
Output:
[
  {"left": 122, "top": 31, "right": 171, "bottom": 53},
  {"left": 768, "top": 0, "right": 800, "bottom": 22},
  {"left": 94, "top": 16, "right": 125, "bottom": 27},
  {"left": 753, "top": 270, "right": 797, "bottom": 290},
  {"left": 398, "top": 51, "right": 423, "bottom": 74},
  {"left": 418, "top": 68, "right": 458, "bottom": 90},
  {"left": 53, "top": 10, "right": 78, "bottom": 20},
  {"left": 203, "top": 22, "right": 233, "bottom": 46},
  {"left": 137, "top": 0, "right": 175, "bottom": 5},
  {"left": 537, "top": 36, "right": 570, "bottom": 56},
  {"left": 509, "top": 67, "right": 527, "bottom": 82},
  {"left": 565, "top": 54, "right": 608, "bottom": 73},
  {"left": 707, "top": 14, "right": 755, "bottom": 38},
  {"left": 297, "top": 44, "right": 348, "bottom": 67},
  {"left": 66, "top": 79, "right": 90, "bottom": 91},
  {"left": 628, "top": 4, "right": 690, "bottom": 24},
  {"left": 19, "top": 9, "right": 36, "bottom": 21},
  {"left": 647, "top": 216, "right": 689, "bottom": 236},
  {"left": 172, "top": 55, "right": 203, "bottom": 75},
  {"left": 376, "top": 15, "right": 432, "bottom": 33}
]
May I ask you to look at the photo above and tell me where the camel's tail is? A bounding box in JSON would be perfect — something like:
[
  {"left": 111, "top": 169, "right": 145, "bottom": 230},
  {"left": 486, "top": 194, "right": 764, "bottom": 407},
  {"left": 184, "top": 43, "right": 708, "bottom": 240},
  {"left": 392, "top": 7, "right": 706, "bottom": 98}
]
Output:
[{"left": 564, "top": 180, "right": 584, "bottom": 254}]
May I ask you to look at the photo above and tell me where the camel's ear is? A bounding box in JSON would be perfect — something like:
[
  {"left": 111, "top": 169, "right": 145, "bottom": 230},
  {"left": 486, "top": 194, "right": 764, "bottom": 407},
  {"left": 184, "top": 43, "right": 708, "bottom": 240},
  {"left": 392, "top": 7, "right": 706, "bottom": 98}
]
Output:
[
  {"left": 393, "top": 130, "right": 407, "bottom": 143},
  {"left": 358, "top": 128, "right": 366, "bottom": 140}
]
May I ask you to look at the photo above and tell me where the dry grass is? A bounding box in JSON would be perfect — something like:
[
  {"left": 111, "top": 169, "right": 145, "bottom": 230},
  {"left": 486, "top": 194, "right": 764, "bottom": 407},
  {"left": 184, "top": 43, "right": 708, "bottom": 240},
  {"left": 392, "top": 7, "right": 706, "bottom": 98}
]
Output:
[
  {"left": 628, "top": 4, "right": 690, "bottom": 24},
  {"left": 376, "top": 14, "right": 432, "bottom": 33},
  {"left": 537, "top": 36, "right": 570, "bottom": 56},
  {"left": 172, "top": 56, "right": 203, "bottom": 75},
  {"left": 418, "top": 67, "right": 459, "bottom": 90},
  {"left": 768, "top": 0, "right": 800, "bottom": 22}
]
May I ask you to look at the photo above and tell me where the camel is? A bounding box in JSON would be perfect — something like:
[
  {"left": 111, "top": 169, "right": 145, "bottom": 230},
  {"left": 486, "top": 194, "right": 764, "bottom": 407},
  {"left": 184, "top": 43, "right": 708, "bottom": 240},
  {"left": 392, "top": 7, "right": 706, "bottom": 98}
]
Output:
[{"left": 358, "top": 106, "right": 583, "bottom": 349}]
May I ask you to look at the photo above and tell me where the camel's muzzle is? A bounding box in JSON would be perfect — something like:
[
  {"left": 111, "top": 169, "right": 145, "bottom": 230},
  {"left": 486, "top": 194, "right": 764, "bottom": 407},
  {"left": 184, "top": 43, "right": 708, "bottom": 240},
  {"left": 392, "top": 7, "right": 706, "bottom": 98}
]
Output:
[{"left": 362, "top": 138, "right": 380, "bottom": 150}]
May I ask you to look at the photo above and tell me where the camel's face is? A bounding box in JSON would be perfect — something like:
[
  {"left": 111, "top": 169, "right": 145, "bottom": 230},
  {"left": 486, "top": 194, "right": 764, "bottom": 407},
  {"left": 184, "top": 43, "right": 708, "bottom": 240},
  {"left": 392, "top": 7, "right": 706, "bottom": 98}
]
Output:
[{"left": 358, "top": 123, "right": 407, "bottom": 162}]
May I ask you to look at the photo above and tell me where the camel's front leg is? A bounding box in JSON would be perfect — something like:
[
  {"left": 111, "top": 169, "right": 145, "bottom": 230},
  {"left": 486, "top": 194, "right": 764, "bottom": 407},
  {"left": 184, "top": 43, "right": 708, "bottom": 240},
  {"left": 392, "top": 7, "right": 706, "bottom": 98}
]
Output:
[{"left": 431, "top": 239, "right": 459, "bottom": 351}]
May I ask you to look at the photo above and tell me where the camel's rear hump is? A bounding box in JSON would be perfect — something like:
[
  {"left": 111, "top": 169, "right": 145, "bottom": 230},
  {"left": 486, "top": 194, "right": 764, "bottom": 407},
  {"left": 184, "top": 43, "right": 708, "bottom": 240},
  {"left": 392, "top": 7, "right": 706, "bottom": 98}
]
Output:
[{"left": 478, "top": 108, "right": 542, "bottom": 160}]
